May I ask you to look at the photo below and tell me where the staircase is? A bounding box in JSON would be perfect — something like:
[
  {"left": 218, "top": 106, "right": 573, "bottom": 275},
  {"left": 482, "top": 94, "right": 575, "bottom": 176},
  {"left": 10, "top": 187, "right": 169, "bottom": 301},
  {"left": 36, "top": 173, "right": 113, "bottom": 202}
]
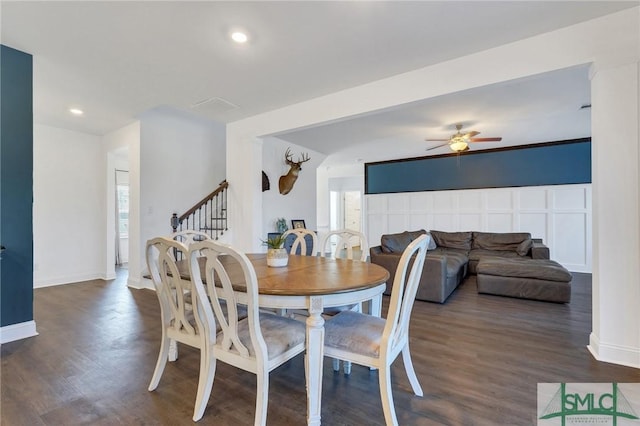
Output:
[{"left": 170, "top": 180, "right": 228, "bottom": 240}]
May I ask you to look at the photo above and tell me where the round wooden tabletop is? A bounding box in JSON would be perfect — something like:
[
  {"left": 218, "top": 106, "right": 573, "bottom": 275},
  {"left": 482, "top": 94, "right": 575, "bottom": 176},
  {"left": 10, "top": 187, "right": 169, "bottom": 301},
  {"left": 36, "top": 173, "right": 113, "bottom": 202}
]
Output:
[
  {"left": 246, "top": 254, "right": 390, "bottom": 296},
  {"left": 181, "top": 254, "right": 390, "bottom": 297}
]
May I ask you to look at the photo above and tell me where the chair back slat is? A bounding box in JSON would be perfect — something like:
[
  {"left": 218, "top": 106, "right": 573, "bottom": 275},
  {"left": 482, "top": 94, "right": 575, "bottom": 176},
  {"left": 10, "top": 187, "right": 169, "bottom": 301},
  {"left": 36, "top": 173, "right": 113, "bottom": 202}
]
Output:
[
  {"left": 320, "top": 229, "right": 368, "bottom": 261},
  {"left": 282, "top": 228, "right": 318, "bottom": 256},
  {"left": 146, "top": 238, "right": 199, "bottom": 337},
  {"left": 189, "top": 240, "right": 268, "bottom": 361},
  {"left": 171, "top": 230, "right": 211, "bottom": 245},
  {"left": 382, "top": 234, "right": 430, "bottom": 353}
]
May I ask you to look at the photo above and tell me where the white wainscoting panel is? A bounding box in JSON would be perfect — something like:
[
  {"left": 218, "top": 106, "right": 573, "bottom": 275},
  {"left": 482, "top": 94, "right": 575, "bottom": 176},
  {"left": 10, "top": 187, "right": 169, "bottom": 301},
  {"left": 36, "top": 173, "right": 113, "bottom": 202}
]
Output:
[
  {"left": 365, "top": 184, "right": 592, "bottom": 272},
  {"left": 519, "top": 213, "right": 548, "bottom": 243},
  {"left": 520, "top": 188, "right": 547, "bottom": 210},
  {"left": 487, "top": 213, "right": 514, "bottom": 232},
  {"left": 459, "top": 213, "right": 483, "bottom": 231},
  {"left": 487, "top": 189, "right": 514, "bottom": 210}
]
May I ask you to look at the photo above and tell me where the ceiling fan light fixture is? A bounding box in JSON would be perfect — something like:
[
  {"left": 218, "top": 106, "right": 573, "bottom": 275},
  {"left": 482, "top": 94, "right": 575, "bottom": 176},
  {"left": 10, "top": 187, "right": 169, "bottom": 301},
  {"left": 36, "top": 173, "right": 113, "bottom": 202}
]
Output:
[{"left": 449, "top": 135, "right": 468, "bottom": 152}]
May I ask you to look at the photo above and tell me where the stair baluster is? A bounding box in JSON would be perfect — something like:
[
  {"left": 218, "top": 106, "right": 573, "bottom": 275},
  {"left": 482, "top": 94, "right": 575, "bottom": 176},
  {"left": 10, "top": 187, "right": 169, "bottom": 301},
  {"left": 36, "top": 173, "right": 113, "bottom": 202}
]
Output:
[{"left": 171, "top": 180, "right": 228, "bottom": 241}]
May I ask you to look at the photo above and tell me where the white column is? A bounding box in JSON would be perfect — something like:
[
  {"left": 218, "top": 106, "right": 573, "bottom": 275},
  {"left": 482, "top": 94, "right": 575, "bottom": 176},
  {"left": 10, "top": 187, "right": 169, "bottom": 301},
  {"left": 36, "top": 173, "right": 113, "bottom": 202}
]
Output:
[
  {"left": 226, "top": 127, "right": 263, "bottom": 252},
  {"left": 589, "top": 61, "right": 640, "bottom": 368}
]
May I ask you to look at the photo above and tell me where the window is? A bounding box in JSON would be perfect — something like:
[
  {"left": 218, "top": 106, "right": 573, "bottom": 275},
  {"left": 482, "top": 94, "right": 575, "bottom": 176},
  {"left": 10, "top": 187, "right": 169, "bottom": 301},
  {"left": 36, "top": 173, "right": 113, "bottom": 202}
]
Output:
[{"left": 117, "top": 183, "right": 129, "bottom": 238}]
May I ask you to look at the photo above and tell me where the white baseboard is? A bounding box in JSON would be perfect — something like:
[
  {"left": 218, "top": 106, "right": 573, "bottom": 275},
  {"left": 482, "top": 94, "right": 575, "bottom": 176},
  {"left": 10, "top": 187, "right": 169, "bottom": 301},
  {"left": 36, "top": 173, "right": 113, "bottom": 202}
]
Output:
[
  {"left": 128, "top": 276, "right": 154, "bottom": 290},
  {"left": 588, "top": 332, "right": 640, "bottom": 369},
  {"left": 34, "top": 272, "right": 104, "bottom": 288},
  {"left": 0, "top": 320, "right": 38, "bottom": 344}
]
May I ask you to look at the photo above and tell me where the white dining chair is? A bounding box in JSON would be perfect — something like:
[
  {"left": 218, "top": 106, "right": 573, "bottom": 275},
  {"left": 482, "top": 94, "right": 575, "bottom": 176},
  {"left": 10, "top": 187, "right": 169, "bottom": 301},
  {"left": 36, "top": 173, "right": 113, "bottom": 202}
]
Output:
[
  {"left": 319, "top": 229, "right": 368, "bottom": 262},
  {"left": 188, "top": 239, "right": 306, "bottom": 425},
  {"left": 282, "top": 228, "right": 318, "bottom": 256},
  {"left": 146, "top": 237, "right": 215, "bottom": 422},
  {"left": 323, "top": 234, "right": 430, "bottom": 426},
  {"left": 171, "top": 230, "right": 211, "bottom": 246},
  {"left": 165, "top": 230, "right": 213, "bottom": 360},
  {"left": 319, "top": 229, "right": 370, "bottom": 374}
]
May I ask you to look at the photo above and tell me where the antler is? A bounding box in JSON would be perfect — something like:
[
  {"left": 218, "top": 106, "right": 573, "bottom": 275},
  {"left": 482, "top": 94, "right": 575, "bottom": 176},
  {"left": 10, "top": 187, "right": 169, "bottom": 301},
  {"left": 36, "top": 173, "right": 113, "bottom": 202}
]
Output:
[
  {"left": 283, "top": 147, "right": 294, "bottom": 165},
  {"left": 298, "top": 152, "right": 311, "bottom": 164},
  {"left": 284, "top": 147, "right": 311, "bottom": 166}
]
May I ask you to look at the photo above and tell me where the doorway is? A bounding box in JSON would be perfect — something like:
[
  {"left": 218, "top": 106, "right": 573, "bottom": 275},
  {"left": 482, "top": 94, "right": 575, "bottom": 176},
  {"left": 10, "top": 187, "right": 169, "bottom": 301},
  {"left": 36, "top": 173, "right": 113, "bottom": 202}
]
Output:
[
  {"left": 115, "top": 169, "right": 129, "bottom": 265},
  {"left": 329, "top": 190, "right": 363, "bottom": 249}
]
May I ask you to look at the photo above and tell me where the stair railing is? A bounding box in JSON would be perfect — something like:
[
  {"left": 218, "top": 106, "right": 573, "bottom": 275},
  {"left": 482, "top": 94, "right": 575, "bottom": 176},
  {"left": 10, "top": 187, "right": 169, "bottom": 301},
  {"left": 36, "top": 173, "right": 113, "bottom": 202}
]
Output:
[{"left": 171, "top": 180, "right": 228, "bottom": 240}]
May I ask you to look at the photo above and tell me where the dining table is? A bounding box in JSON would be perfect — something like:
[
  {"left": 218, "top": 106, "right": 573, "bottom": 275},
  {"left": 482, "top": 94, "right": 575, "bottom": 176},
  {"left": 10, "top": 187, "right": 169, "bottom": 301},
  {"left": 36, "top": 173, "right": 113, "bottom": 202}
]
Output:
[{"left": 182, "top": 253, "right": 389, "bottom": 426}]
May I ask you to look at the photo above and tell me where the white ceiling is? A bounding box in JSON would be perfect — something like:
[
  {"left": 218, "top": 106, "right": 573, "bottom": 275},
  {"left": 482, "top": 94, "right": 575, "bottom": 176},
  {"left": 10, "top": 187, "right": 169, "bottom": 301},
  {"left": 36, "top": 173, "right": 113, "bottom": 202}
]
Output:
[
  {"left": 1, "top": 1, "right": 635, "bottom": 163},
  {"left": 276, "top": 65, "right": 592, "bottom": 165}
]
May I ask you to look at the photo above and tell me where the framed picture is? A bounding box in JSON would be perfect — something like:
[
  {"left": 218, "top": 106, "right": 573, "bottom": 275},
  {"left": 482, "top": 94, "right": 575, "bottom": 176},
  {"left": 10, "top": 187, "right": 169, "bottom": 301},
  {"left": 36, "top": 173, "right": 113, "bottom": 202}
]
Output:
[{"left": 291, "top": 219, "right": 306, "bottom": 229}]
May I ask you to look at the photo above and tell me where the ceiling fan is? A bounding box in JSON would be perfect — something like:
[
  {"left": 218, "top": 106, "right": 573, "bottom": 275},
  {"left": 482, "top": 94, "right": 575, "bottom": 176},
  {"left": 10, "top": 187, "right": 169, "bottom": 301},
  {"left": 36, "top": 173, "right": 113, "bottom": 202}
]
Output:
[{"left": 425, "top": 124, "right": 502, "bottom": 152}]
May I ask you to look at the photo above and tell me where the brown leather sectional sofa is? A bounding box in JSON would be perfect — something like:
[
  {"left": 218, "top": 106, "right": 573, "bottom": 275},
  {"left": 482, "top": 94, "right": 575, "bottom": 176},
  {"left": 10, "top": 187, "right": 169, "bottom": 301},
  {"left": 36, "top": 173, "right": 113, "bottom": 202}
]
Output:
[{"left": 369, "top": 229, "right": 553, "bottom": 303}]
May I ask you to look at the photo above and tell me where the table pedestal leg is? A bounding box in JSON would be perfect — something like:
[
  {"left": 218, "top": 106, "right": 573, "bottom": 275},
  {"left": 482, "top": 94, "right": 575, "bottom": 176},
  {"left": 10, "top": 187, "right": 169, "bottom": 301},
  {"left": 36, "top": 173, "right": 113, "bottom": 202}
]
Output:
[
  {"left": 305, "top": 296, "right": 325, "bottom": 426},
  {"left": 370, "top": 293, "right": 383, "bottom": 317}
]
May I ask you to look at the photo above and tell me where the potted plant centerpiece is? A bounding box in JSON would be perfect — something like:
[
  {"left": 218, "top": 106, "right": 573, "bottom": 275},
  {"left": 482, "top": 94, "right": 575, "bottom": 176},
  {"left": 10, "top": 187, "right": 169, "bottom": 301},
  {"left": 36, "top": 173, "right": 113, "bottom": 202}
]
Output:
[{"left": 263, "top": 234, "right": 289, "bottom": 267}]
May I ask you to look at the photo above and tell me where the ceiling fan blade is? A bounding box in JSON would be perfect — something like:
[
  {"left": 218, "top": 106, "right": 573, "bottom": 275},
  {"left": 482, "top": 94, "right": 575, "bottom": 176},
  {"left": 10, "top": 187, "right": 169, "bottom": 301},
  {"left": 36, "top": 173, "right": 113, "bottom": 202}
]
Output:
[
  {"left": 425, "top": 138, "right": 449, "bottom": 141},
  {"left": 464, "top": 131, "right": 480, "bottom": 138},
  {"left": 425, "top": 142, "right": 450, "bottom": 151},
  {"left": 469, "top": 137, "right": 502, "bottom": 142}
]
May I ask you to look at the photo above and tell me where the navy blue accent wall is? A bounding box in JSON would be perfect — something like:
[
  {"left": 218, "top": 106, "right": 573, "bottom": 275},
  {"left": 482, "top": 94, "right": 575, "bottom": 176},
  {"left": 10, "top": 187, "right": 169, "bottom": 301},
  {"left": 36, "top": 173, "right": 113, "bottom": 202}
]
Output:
[
  {"left": 1, "top": 45, "right": 34, "bottom": 327},
  {"left": 365, "top": 139, "right": 591, "bottom": 194}
]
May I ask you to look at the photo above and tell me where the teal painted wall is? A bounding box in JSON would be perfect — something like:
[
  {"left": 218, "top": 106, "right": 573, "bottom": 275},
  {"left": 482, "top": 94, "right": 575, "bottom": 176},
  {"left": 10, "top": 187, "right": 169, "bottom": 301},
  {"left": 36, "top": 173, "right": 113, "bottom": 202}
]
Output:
[
  {"left": 366, "top": 139, "right": 591, "bottom": 194},
  {"left": 1, "top": 45, "right": 34, "bottom": 327}
]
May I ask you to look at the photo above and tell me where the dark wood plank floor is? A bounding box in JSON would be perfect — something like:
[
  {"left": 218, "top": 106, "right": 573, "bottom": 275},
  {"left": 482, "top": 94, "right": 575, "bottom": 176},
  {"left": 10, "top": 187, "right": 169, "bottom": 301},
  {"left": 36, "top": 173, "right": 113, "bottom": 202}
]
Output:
[{"left": 2, "top": 269, "right": 639, "bottom": 425}]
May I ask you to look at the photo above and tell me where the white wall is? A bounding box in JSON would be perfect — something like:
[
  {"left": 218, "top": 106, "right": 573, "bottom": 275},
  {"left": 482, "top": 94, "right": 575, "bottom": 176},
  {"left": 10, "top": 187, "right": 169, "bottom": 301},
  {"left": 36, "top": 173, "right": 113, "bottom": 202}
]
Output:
[
  {"left": 262, "top": 137, "right": 325, "bottom": 246},
  {"left": 33, "top": 124, "right": 105, "bottom": 287},
  {"left": 135, "top": 108, "right": 226, "bottom": 287},
  {"left": 366, "top": 184, "right": 592, "bottom": 273}
]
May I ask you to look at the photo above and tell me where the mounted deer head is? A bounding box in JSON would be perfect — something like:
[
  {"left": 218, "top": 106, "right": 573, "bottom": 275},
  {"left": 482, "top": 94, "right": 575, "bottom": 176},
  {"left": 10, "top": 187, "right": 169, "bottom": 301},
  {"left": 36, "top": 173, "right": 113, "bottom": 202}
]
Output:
[{"left": 278, "top": 147, "right": 311, "bottom": 195}]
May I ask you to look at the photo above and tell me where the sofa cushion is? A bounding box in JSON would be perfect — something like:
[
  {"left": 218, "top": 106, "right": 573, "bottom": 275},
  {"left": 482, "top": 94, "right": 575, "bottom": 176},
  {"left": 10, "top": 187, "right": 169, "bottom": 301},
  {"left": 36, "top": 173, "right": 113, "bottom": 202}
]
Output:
[
  {"left": 477, "top": 258, "right": 572, "bottom": 282},
  {"left": 429, "top": 247, "right": 469, "bottom": 258},
  {"left": 516, "top": 239, "right": 533, "bottom": 256},
  {"left": 468, "top": 249, "right": 522, "bottom": 262},
  {"left": 430, "top": 230, "right": 472, "bottom": 251},
  {"left": 427, "top": 252, "right": 468, "bottom": 278},
  {"left": 472, "top": 232, "right": 531, "bottom": 251},
  {"left": 380, "top": 229, "right": 426, "bottom": 253}
]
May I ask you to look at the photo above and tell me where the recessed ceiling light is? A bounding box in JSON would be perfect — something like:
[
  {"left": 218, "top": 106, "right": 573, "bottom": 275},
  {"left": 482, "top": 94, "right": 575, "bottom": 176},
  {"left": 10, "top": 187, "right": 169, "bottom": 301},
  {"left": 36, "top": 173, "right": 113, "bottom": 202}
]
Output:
[
  {"left": 231, "top": 31, "right": 248, "bottom": 44},
  {"left": 69, "top": 108, "right": 84, "bottom": 116}
]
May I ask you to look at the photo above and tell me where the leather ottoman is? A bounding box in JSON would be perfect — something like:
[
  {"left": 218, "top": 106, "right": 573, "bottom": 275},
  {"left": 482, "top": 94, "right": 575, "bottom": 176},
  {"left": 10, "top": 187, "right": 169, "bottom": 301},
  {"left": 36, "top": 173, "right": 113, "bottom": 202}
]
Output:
[{"left": 476, "top": 258, "right": 572, "bottom": 303}]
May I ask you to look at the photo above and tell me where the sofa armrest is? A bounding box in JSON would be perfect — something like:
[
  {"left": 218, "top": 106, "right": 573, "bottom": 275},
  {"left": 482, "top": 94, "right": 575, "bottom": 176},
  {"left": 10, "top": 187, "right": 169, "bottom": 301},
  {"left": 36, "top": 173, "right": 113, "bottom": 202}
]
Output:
[
  {"left": 371, "top": 246, "right": 451, "bottom": 302},
  {"left": 370, "top": 246, "right": 402, "bottom": 295},
  {"left": 531, "top": 239, "right": 550, "bottom": 260},
  {"left": 415, "top": 255, "right": 449, "bottom": 303}
]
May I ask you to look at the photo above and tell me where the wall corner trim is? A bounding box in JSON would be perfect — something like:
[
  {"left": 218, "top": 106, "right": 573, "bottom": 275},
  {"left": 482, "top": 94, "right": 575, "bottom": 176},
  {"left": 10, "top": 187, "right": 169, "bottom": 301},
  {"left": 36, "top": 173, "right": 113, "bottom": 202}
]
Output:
[
  {"left": 0, "top": 320, "right": 38, "bottom": 344},
  {"left": 588, "top": 332, "right": 640, "bottom": 369}
]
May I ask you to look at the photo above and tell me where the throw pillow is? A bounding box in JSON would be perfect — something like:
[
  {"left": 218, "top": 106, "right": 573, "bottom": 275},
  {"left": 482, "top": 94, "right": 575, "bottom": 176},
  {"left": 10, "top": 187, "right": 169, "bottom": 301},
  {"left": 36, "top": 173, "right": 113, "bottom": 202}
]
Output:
[
  {"left": 380, "top": 230, "right": 427, "bottom": 253},
  {"left": 472, "top": 232, "right": 532, "bottom": 251},
  {"left": 516, "top": 239, "right": 534, "bottom": 256},
  {"left": 381, "top": 232, "right": 413, "bottom": 253},
  {"left": 430, "top": 230, "right": 473, "bottom": 251}
]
